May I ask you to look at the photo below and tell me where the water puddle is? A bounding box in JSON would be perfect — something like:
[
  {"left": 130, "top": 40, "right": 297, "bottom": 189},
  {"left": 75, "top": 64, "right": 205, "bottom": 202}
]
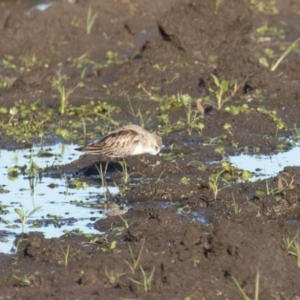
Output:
[
  {"left": 25, "top": 2, "right": 53, "bottom": 16},
  {"left": 229, "top": 143, "right": 300, "bottom": 181},
  {"left": 1, "top": 139, "right": 299, "bottom": 253},
  {"left": 0, "top": 144, "right": 119, "bottom": 254}
]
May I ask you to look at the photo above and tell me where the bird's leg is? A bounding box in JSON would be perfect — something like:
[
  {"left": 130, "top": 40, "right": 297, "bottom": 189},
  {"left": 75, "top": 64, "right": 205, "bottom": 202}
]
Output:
[
  {"left": 101, "top": 161, "right": 109, "bottom": 197},
  {"left": 104, "top": 160, "right": 109, "bottom": 177},
  {"left": 96, "top": 161, "right": 108, "bottom": 189},
  {"left": 119, "top": 158, "right": 129, "bottom": 185}
]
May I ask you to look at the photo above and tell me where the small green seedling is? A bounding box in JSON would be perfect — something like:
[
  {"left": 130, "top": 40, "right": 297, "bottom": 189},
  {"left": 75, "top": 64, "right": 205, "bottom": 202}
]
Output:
[
  {"left": 283, "top": 232, "right": 300, "bottom": 267},
  {"left": 232, "top": 193, "right": 241, "bottom": 214},
  {"left": 208, "top": 170, "right": 230, "bottom": 201},
  {"left": 101, "top": 240, "right": 117, "bottom": 252},
  {"left": 14, "top": 206, "right": 42, "bottom": 233},
  {"left": 181, "top": 94, "right": 205, "bottom": 135},
  {"left": 68, "top": 179, "right": 88, "bottom": 190},
  {"left": 127, "top": 98, "right": 153, "bottom": 128},
  {"left": 232, "top": 272, "right": 260, "bottom": 300},
  {"left": 57, "top": 243, "right": 70, "bottom": 267},
  {"left": 224, "top": 123, "right": 233, "bottom": 136},
  {"left": 209, "top": 74, "right": 230, "bottom": 110},
  {"left": 225, "top": 104, "right": 249, "bottom": 115},
  {"left": 13, "top": 274, "right": 32, "bottom": 286},
  {"left": 271, "top": 36, "right": 300, "bottom": 71},
  {"left": 118, "top": 214, "right": 132, "bottom": 229},
  {"left": 129, "top": 266, "right": 155, "bottom": 292},
  {"left": 94, "top": 163, "right": 108, "bottom": 194},
  {"left": 250, "top": 0, "right": 278, "bottom": 14},
  {"left": 86, "top": 7, "right": 98, "bottom": 34},
  {"left": 105, "top": 268, "right": 125, "bottom": 284},
  {"left": 119, "top": 159, "right": 131, "bottom": 186},
  {"left": 180, "top": 176, "right": 190, "bottom": 185},
  {"left": 128, "top": 239, "right": 145, "bottom": 270},
  {"left": 51, "top": 70, "right": 77, "bottom": 115},
  {"left": 256, "top": 107, "right": 287, "bottom": 130},
  {"left": 242, "top": 170, "right": 253, "bottom": 182}
]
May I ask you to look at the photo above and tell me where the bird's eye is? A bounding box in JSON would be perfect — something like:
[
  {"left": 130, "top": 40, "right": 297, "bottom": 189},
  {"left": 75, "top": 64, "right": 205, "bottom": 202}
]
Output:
[{"left": 155, "top": 146, "right": 158, "bottom": 151}]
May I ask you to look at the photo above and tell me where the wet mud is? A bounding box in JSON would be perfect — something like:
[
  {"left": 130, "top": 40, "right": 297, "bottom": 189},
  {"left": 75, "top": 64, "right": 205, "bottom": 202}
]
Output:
[{"left": 1, "top": 0, "right": 300, "bottom": 299}]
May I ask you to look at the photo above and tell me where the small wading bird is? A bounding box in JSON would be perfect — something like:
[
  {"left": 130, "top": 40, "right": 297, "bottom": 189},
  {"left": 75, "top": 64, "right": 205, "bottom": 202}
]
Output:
[{"left": 76, "top": 124, "right": 162, "bottom": 175}]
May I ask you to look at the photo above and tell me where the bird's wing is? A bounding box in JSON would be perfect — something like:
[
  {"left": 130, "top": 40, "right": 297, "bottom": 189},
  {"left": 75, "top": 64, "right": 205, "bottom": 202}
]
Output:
[{"left": 79, "top": 129, "right": 141, "bottom": 157}]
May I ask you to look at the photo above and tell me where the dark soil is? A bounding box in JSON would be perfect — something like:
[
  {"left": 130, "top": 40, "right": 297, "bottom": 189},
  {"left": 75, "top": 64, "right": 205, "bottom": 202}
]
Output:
[{"left": 1, "top": 0, "right": 300, "bottom": 299}]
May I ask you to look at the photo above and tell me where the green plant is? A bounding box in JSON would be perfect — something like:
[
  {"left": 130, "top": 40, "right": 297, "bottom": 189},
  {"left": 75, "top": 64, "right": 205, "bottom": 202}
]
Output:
[
  {"left": 271, "top": 36, "right": 300, "bottom": 71},
  {"left": 255, "top": 25, "right": 285, "bottom": 41},
  {"left": 13, "top": 274, "right": 32, "bottom": 286},
  {"left": 67, "top": 179, "right": 88, "bottom": 189},
  {"left": 225, "top": 104, "right": 250, "bottom": 115},
  {"left": 81, "top": 117, "right": 87, "bottom": 144},
  {"left": 19, "top": 54, "right": 40, "bottom": 73},
  {"left": 92, "top": 51, "right": 122, "bottom": 70},
  {"left": 129, "top": 266, "right": 155, "bottom": 291},
  {"left": 71, "top": 16, "right": 79, "bottom": 28},
  {"left": 250, "top": 0, "right": 278, "bottom": 14},
  {"left": 278, "top": 173, "right": 295, "bottom": 190},
  {"left": 106, "top": 51, "right": 121, "bottom": 64},
  {"left": 232, "top": 272, "right": 260, "bottom": 300},
  {"left": 242, "top": 170, "right": 253, "bottom": 182},
  {"left": 180, "top": 177, "right": 190, "bottom": 185},
  {"left": 118, "top": 214, "right": 132, "bottom": 229},
  {"left": 209, "top": 74, "right": 230, "bottom": 110},
  {"left": 7, "top": 166, "right": 19, "bottom": 180},
  {"left": 57, "top": 243, "right": 70, "bottom": 267},
  {"left": 105, "top": 268, "right": 125, "bottom": 284},
  {"left": 265, "top": 178, "right": 277, "bottom": 196},
  {"left": 255, "top": 175, "right": 288, "bottom": 201},
  {"left": 119, "top": 159, "right": 131, "bottom": 186},
  {"left": 94, "top": 163, "right": 107, "bottom": 188},
  {"left": 14, "top": 206, "right": 42, "bottom": 233},
  {"left": 208, "top": 170, "right": 231, "bottom": 201},
  {"left": 0, "top": 76, "right": 17, "bottom": 88},
  {"left": 232, "top": 193, "right": 241, "bottom": 214},
  {"left": 180, "top": 94, "right": 205, "bottom": 135},
  {"left": 283, "top": 232, "right": 300, "bottom": 267},
  {"left": 224, "top": 123, "right": 233, "bottom": 135},
  {"left": 128, "top": 239, "right": 145, "bottom": 270},
  {"left": 127, "top": 99, "right": 153, "bottom": 128},
  {"left": 86, "top": 7, "right": 98, "bottom": 34},
  {"left": 192, "top": 257, "right": 200, "bottom": 266},
  {"left": 256, "top": 107, "right": 286, "bottom": 130},
  {"left": 0, "top": 100, "right": 52, "bottom": 140},
  {"left": 154, "top": 93, "right": 205, "bottom": 135},
  {"left": 51, "top": 69, "right": 77, "bottom": 115},
  {"left": 101, "top": 240, "right": 117, "bottom": 252}
]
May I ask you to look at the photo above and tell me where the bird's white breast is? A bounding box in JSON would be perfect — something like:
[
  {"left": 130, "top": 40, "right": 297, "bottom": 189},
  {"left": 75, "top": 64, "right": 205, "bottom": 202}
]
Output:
[{"left": 131, "top": 142, "right": 148, "bottom": 155}]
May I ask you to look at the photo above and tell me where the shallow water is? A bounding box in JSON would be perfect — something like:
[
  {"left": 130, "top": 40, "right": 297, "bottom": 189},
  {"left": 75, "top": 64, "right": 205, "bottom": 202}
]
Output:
[
  {"left": 0, "top": 143, "right": 119, "bottom": 254},
  {"left": 1, "top": 140, "right": 300, "bottom": 254},
  {"left": 25, "top": 1, "right": 53, "bottom": 16},
  {"left": 229, "top": 143, "right": 300, "bottom": 180}
]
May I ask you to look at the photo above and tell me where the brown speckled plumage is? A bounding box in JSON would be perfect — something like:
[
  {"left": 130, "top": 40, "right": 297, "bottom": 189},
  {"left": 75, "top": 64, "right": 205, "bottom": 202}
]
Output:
[{"left": 76, "top": 125, "right": 162, "bottom": 158}]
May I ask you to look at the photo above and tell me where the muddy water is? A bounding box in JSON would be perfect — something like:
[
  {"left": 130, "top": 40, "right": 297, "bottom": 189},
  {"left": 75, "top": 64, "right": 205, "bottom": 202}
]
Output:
[
  {"left": 0, "top": 143, "right": 119, "bottom": 254},
  {"left": 1, "top": 138, "right": 300, "bottom": 253}
]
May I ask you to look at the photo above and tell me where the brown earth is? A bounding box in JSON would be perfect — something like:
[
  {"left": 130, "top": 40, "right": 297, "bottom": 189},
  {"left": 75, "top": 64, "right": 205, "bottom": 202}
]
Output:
[{"left": 1, "top": 0, "right": 300, "bottom": 299}]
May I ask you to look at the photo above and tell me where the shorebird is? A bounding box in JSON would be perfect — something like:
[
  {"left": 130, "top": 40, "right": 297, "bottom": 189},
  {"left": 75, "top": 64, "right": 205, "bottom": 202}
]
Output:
[{"left": 76, "top": 124, "right": 162, "bottom": 175}]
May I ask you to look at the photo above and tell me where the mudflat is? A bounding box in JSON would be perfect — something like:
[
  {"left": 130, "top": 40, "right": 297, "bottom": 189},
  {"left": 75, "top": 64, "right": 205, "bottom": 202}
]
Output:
[{"left": 0, "top": 0, "right": 300, "bottom": 299}]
